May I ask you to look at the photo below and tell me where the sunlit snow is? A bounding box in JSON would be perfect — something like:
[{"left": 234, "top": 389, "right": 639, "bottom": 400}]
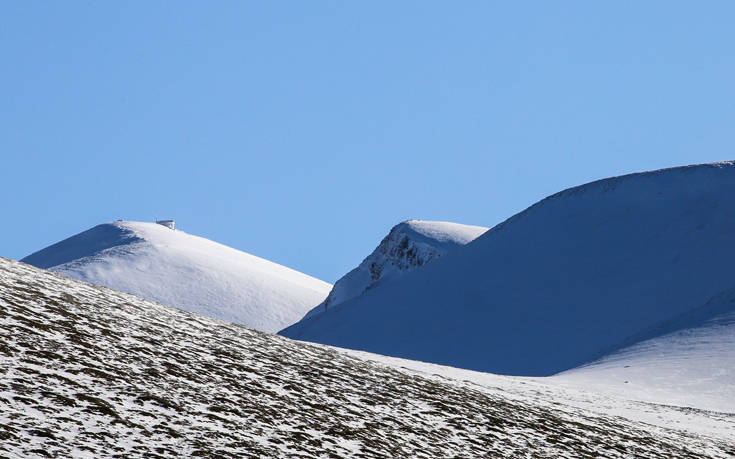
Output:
[{"left": 22, "top": 221, "right": 331, "bottom": 332}]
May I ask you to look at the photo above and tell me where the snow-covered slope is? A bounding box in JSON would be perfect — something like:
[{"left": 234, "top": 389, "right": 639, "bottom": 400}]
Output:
[
  {"left": 22, "top": 221, "right": 330, "bottom": 332},
  {"left": 1, "top": 258, "right": 732, "bottom": 457},
  {"left": 551, "top": 282, "right": 735, "bottom": 413},
  {"left": 299, "top": 220, "right": 487, "bottom": 320},
  {"left": 281, "top": 161, "right": 735, "bottom": 376}
]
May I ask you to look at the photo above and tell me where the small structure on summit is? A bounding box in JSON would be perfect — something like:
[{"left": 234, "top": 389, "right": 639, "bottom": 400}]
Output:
[{"left": 156, "top": 219, "right": 175, "bottom": 230}]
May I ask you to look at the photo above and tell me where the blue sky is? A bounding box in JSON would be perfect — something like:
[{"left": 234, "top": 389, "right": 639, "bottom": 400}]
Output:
[{"left": 3, "top": 2, "right": 734, "bottom": 282}]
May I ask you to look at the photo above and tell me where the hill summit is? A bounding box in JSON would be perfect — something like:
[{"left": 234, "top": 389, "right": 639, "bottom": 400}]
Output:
[{"left": 23, "top": 220, "right": 331, "bottom": 332}]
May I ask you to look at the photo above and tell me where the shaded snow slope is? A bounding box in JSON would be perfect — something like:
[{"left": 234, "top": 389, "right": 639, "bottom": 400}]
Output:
[
  {"left": 1, "top": 258, "right": 732, "bottom": 457},
  {"left": 552, "top": 283, "right": 735, "bottom": 413},
  {"left": 282, "top": 161, "right": 735, "bottom": 376},
  {"left": 298, "top": 220, "right": 487, "bottom": 320},
  {"left": 22, "top": 221, "right": 330, "bottom": 332}
]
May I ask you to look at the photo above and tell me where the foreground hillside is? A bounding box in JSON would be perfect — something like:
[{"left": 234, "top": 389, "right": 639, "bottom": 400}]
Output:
[
  {"left": 300, "top": 220, "right": 487, "bottom": 320},
  {"left": 1, "top": 258, "right": 731, "bottom": 457},
  {"left": 282, "top": 161, "right": 735, "bottom": 376},
  {"left": 22, "top": 221, "right": 331, "bottom": 332}
]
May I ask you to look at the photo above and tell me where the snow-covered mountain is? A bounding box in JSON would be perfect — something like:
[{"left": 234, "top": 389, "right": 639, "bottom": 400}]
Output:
[
  {"left": 22, "top": 221, "right": 331, "bottom": 332},
  {"left": 281, "top": 161, "right": 735, "bottom": 376},
  {"left": 300, "top": 220, "right": 488, "bottom": 320},
  {"left": 1, "top": 257, "right": 732, "bottom": 457}
]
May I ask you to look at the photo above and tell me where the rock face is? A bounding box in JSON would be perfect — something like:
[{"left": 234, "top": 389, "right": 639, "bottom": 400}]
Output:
[
  {"left": 22, "top": 221, "right": 331, "bottom": 332},
  {"left": 1, "top": 257, "right": 731, "bottom": 458},
  {"left": 299, "top": 220, "right": 488, "bottom": 321},
  {"left": 281, "top": 162, "right": 735, "bottom": 377}
]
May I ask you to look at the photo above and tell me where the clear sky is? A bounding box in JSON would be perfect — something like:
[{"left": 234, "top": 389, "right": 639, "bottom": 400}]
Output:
[{"left": 3, "top": 2, "right": 734, "bottom": 283}]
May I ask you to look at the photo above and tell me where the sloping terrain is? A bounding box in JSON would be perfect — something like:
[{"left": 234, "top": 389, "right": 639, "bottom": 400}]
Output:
[
  {"left": 281, "top": 162, "right": 735, "bottom": 376},
  {"left": 1, "top": 258, "right": 732, "bottom": 457},
  {"left": 22, "top": 221, "right": 330, "bottom": 332},
  {"left": 299, "top": 220, "right": 487, "bottom": 320},
  {"left": 552, "top": 283, "right": 735, "bottom": 413}
]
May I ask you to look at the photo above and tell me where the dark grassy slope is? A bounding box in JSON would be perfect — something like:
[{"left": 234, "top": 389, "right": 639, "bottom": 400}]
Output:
[{"left": 0, "top": 258, "right": 731, "bottom": 458}]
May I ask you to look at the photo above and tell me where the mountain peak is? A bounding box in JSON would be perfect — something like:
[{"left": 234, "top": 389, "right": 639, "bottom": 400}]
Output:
[
  {"left": 288, "top": 220, "right": 488, "bottom": 323},
  {"left": 392, "top": 219, "right": 489, "bottom": 246}
]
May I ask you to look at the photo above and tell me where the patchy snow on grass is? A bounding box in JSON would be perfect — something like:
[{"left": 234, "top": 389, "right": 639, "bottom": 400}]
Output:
[{"left": 2, "top": 258, "right": 731, "bottom": 457}]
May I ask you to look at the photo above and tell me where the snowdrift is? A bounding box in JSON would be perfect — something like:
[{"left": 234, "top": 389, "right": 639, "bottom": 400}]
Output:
[{"left": 552, "top": 282, "right": 735, "bottom": 412}]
